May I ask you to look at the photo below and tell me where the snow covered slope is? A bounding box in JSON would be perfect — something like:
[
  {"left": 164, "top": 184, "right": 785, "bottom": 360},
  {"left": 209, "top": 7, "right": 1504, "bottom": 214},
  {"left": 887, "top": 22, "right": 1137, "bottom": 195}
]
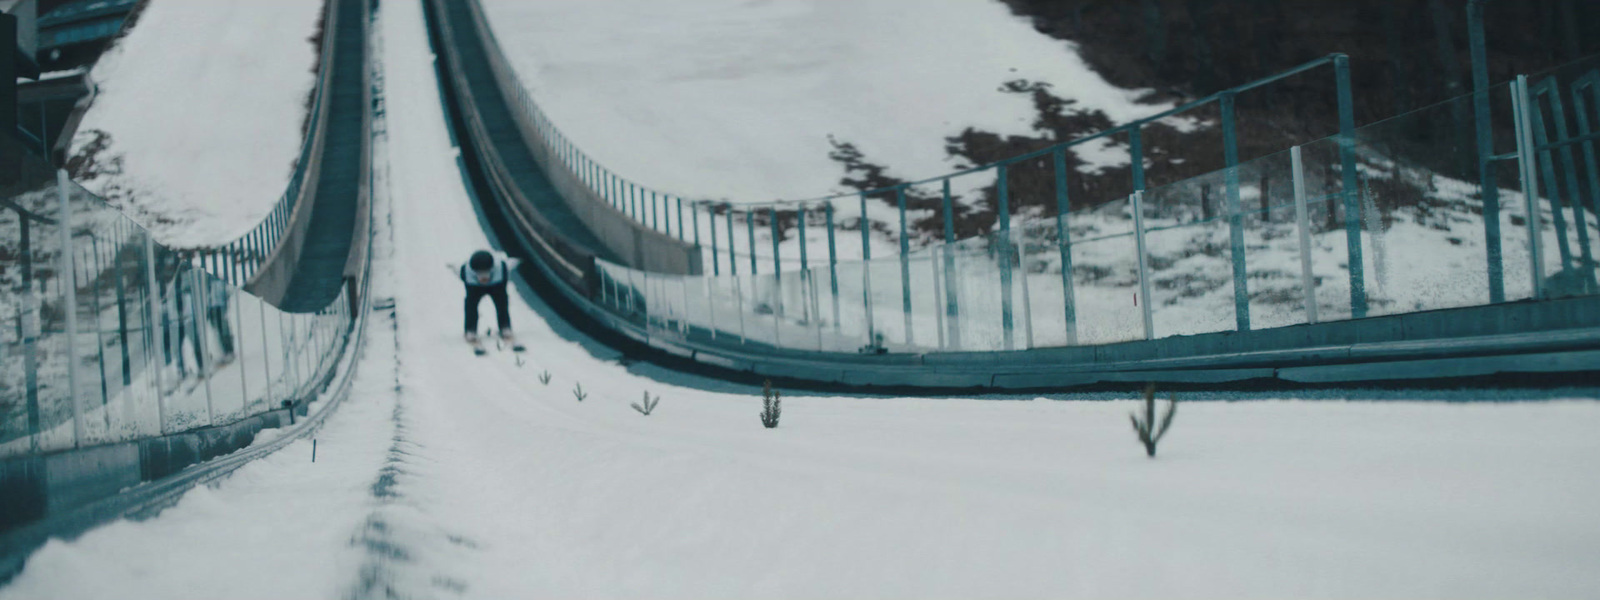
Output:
[
  {"left": 6, "top": 4, "right": 1600, "bottom": 598},
  {"left": 478, "top": 0, "right": 1167, "bottom": 204},
  {"left": 66, "top": 0, "right": 325, "bottom": 248}
]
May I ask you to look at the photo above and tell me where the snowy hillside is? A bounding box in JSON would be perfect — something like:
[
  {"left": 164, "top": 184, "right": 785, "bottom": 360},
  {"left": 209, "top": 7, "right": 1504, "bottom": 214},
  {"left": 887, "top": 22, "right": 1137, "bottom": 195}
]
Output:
[
  {"left": 479, "top": 0, "right": 1170, "bottom": 204},
  {"left": 65, "top": 0, "right": 325, "bottom": 248},
  {"left": 5, "top": 5, "right": 1599, "bottom": 597}
]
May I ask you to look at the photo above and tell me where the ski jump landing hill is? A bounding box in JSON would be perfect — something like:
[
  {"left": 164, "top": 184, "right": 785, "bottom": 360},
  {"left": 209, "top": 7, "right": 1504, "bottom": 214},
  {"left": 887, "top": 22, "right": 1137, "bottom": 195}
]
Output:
[{"left": 428, "top": 0, "right": 1598, "bottom": 390}]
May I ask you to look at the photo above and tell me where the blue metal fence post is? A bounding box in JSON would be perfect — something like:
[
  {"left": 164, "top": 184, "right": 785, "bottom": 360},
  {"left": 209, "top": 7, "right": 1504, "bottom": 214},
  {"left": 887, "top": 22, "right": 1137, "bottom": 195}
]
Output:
[
  {"left": 748, "top": 210, "right": 759, "bottom": 275},
  {"left": 709, "top": 204, "right": 720, "bottom": 276},
  {"left": 771, "top": 208, "right": 783, "bottom": 319},
  {"left": 1129, "top": 127, "right": 1147, "bottom": 191},
  {"left": 897, "top": 187, "right": 913, "bottom": 345},
  {"left": 997, "top": 164, "right": 1015, "bottom": 350},
  {"left": 727, "top": 207, "right": 738, "bottom": 276},
  {"left": 826, "top": 202, "right": 841, "bottom": 333},
  {"left": 626, "top": 180, "right": 635, "bottom": 220},
  {"left": 859, "top": 193, "right": 875, "bottom": 345},
  {"left": 1291, "top": 146, "right": 1321, "bottom": 324},
  {"left": 1221, "top": 91, "right": 1251, "bottom": 331},
  {"left": 1132, "top": 191, "right": 1155, "bottom": 340},
  {"left": 1468, "top": 0, "right": 1504, "bottom": 302},
  {"left": 1530, "top": 81, "right": 1589, "bottom": 270},
  {"left": 1572, "top": 78, "right": 1600, "bottom": 271},
  {"left": 678, "top": 196, "right": 687, "bottom": 243},
  {"left": 1513, "top": 76, "right": 1547, "bottom": 298},
  {"left": 1053, "top": 149, "right": 1077, "bottom": 345},
  {"left": 1336, "top": 54, "right": 1368, "bottom": 318},
  {"left": 941, "top": 178, "right": 960, "bottom": 349},
  {"left": 798, "top": 205, "right": 810, "bottom": 325},
  {"left": 798, "top": 206, "right": 809, "bottom": 272}
]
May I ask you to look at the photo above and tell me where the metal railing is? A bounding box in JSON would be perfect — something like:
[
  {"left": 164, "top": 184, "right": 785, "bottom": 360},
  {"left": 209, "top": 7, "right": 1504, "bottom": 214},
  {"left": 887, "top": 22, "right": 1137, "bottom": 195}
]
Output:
[
  {"left": 1, "top": 134, "right": 357, "bottom": 459},
  {"left": 588, "top": 55, "right": 1600, "bottom": 355}
]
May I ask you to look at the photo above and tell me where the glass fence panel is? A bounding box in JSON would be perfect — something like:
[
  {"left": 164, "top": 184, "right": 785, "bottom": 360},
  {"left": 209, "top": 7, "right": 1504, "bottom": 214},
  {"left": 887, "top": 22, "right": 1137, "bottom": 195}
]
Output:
[
  {"left": 861, "top": 257, "right": 905, "bottom": 350},
  {"left": 197, "top": 270, "right": 249, "bottom": 426},
  {"left": 1491, "top": 157, "right": 1539, "bottom": 303},
  {"left": 829, "top": 260, "right": 875, "bottom": 351},
  {"left": 1294, "top": 136, "right": 1360, "bottom": 321},
  {"left": 1238, "top": 148, "right": 1307, "bottom": 332},
  {"left": 795, "top": 268, "right": 828, "bottom": 352},
  {"left": 1067, "top": 196, "right": 1144, "bottom": 345},
  {"left": 1002, "top": 231, "right": 1037, "bottom": 350},
  {"left": 708, "top": 269, "right": 748, "bottom": 344},
  {"left": 1012, "top": 222, "right": 1063, "bottom": 349},
  {"left": 1141, "top": 165, "right": 1237, "bottom": 338},
  {"left": 61, "top": 179, "right": 160, "bottom": 446},
  {"left": 1297, "top": 179, "right": 1342, "bottom": 322},
  {"left": 679, "top": 269, "right": 715, "bottom": 342},
  {"left": 900, "top": 251, "right": 944, "bottom": 352},
  {"left": 240, "top": 292, "right": 278, "bottom": 414},
  {"left": 767, "top": 268, "right": 820, "bottom": 352},
  {"left": 814, "top": 264, "right": 856, "bottom": 353},
  {"left": 942, "top": 235, "right": 1005, "bottom": 352},
  {"left": 731, "top": 271, "right": 769, "bottom": 348},
  {"left": 648, "top": 272, "right": 687, "bottom": 340},
  {"left": 1, "top": 164, "right": 71, "bottom": 455},
  {"left": 1349, "top": 96, "right": 1503, "bottom": 316}
]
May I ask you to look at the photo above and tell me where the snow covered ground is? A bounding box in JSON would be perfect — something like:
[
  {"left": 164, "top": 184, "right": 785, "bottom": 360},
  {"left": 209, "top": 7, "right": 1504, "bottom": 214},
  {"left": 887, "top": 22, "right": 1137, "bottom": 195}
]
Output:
[
  {"left": 6, "top": 3, "right": 1600, "bottom": 598},
  {"left": 66, "top": 0, "right": 325, "bottom": 248},
  {"left": 478, "top": 0, "right": 1167, "bottom": 204}
]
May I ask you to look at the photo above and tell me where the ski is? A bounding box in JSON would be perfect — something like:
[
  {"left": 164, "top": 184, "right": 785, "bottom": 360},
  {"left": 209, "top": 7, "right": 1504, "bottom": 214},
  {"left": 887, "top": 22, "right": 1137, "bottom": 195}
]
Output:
[{"left": 493, "top": 329, "right": 526, "bottom": 353}]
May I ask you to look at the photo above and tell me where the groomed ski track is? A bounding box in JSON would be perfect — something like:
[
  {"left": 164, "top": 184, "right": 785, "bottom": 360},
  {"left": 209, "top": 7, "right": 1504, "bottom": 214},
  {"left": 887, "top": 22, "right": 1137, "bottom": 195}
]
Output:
[{"left": 3, "top": 2, "right": 1600, "bottom": 598}]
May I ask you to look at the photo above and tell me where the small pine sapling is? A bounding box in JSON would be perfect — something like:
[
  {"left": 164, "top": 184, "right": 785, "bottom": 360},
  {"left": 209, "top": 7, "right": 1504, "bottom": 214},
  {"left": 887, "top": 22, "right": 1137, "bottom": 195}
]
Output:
[
  {"left": 538, "top": 371, "right": 552, "bottom": 385},
  {"left": 760, "top": 380, "right": 781, "bottom": 428},
  {"left": 1130, "top": 383, "right": 1177, "bottom": 457},
  {"left": 632, "top": 391, "right": 660, "bottom": 416},
  {"left": 573, "top": 383, "right": 587, "bottom": 402}
]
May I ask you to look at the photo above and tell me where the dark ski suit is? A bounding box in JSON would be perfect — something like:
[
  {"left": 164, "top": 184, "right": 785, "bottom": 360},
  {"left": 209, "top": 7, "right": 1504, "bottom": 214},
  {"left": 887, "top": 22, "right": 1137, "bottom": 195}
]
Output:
[{"left": 460, "top": 258, "right": 511, "bottom": 334}]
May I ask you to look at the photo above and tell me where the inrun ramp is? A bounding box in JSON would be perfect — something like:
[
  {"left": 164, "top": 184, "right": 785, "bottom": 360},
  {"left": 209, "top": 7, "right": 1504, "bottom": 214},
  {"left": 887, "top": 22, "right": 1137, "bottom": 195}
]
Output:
[
  {"left": 280, "top": 0, "right": 371, "bottom": 312},
  {"left": 429, "top": 0, "right": 618, "bottom": 264}
]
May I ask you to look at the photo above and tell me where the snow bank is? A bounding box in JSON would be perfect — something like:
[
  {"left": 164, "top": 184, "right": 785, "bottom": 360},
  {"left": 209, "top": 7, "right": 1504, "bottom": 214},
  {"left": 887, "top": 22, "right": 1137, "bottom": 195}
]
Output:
[
  {"left": 67, "top": 0, "right": 325, "bottom": 248},
  {"left": 478, "top": 0, "right": 1166, "bottom": 204}
]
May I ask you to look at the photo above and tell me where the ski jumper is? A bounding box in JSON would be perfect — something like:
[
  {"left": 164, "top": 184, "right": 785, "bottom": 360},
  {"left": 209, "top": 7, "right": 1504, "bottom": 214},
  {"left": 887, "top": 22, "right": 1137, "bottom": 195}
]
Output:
[{"left": 461, "top": 257, "right": 511, "bottom": 334}]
